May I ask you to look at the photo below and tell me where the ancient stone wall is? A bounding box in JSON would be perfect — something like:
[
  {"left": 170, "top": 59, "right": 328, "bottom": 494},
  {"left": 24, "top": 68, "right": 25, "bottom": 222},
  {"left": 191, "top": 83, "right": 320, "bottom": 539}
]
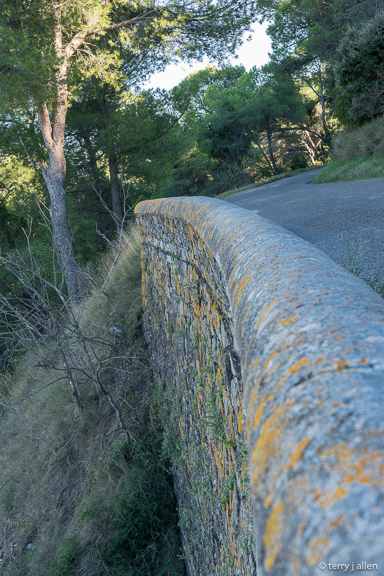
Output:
[{"left": 135, "top": 197, "right": 384, "bottom": 576}]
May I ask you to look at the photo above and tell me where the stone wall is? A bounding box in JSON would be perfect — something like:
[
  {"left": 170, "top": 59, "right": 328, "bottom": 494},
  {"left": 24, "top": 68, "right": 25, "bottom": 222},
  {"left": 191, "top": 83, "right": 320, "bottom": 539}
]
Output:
[{"left": 135, "top": 197, "right": 384, "bottom": 576}]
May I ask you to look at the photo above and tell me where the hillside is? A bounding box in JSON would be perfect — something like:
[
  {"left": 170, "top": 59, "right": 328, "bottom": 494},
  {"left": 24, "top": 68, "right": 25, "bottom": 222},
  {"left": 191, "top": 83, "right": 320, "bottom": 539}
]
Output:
[{"left": 0, "top": 229, "right": 185, "bottom": 576}]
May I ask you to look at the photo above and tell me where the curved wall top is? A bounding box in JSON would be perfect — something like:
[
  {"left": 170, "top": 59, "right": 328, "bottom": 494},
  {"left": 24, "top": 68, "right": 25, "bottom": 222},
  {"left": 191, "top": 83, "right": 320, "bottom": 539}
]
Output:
[{"left": 135, "top": 197, "right": 384, "bottom": 575}]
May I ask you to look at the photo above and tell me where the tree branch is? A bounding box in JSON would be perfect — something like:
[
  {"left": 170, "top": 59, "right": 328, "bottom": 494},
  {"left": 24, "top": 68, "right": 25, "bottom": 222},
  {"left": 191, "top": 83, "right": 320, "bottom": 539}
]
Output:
[
  {"left": 282, "top": 125, "right": 325, "bottom": 140},
  {"left": 65, "top": 10, "right": 159, "bottom": 59},
  {"left": 37, "top": 103, "right": 54, "bottom": 153},
  {"left": 104, "top": 10, "right": 159, "bottom": 32}
]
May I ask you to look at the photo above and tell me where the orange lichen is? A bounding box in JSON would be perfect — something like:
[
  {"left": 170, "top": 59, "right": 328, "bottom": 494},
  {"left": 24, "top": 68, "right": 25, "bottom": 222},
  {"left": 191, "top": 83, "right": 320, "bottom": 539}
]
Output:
[
  {"left": 330, "top": 485, "right": 348, "bottom": 503},
  {"left": 288, "top": 358, "right": 309, "bottom": 375},
  {"left": 251, "top": 401, "right": 293, "bottom": 491},
  {"left": 328, "top": 514, "right": 345, "bottom": 528},
  {"left": 238, "top": 406, "right": 245, "bottom": 433},
  {"left": 314, "top": 446, "right": 384, "bottom": 511},
  {"left": 252, "top": 401, "right": 267, "bottom": 430},
  {"left": 285, "top": 437, "right": 311, "bottom": 472},
  {"left": 264, "top": 493, "right": 273, "bottom": 508},
  {"left": 256, "top": 299, "right": 276, "bottom": 329},
  {"left": 344, "top": 452, "right": 384, "bottom": 485},
  {"left": 320, "top": 445, "right": 384, "bottom": 491},
  {"left": 318, "top": 442, "right": 354, "bottom": 461},
  {"left": 233, "top": 273, "right": 252, "bottom": 308},
  {"left": 263, "top": 500, "right": 284, "bottom": 571},
  {"left": 336, "top": 358, "right": 349, "bottom": 371},
  {"left": 278, "top": 316, "right": 296, "bottom": 326}
]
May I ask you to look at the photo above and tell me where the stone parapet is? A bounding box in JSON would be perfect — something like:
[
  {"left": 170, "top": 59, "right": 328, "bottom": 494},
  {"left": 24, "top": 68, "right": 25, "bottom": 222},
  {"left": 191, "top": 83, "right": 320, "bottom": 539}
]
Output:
[{"left": 135, "top": 197, "right": 384, "bottom": 576}]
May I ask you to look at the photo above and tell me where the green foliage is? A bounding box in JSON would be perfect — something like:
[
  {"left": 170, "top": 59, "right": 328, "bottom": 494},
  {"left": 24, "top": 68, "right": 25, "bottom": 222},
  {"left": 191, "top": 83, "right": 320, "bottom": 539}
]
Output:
[
  {"left": 334, "top": 116, "right": 384, "bottom": 160},
  {"left": 167, "top": 147, "right": 218, "bottom": 196},
  {"left": 66, "top": 197, "right": 106, "bottom": 266},
  {"left": 255, "top": 0, "right": 384, "bottom": 142},
  {"left": 334, "top": 10, "right": 384, "bottom": 123},
  {"left": 101, "top": 467, "right": 182, "bottom": 576},
  {"left": 47, "top": 455, "right": 183, "bottom": 576},
  {"left": 0, "top": 0, "right": 258, "bottom": 297},
  {"left": 0, "top": 0, "right": 257, "bottom": 114},
  {"left": 258, "top": 0, "right": 380, "bottom": 65},
  {"left": 166, "top": 63, "right": 312, "bottom": 193},
  {"left": 65, "top": 84, "right": 188, "bottom": 205},
  {"left": 0, "top": 155, "right": 44, "bottom": 251}
]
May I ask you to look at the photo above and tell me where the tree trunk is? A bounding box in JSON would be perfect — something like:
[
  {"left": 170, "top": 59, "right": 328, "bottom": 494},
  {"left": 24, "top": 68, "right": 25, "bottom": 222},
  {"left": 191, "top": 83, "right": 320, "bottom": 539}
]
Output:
[
  {"left": 301, "top": 130, "right": 320, "bottom": 165},
  {"left": 40, "top": 146, "right": 83, "bottom": 300},
  {"left": 98, "top": 97, "right": 123, "bottom": 225},
  {"left": 255, "top": 137, "right": 275, "bottom": 175},
  {"left": 83, "top": 132, "right": 100, "bottom": 183},
  {"left": 37, "top": 7, "right": 83, "bottom": 300},
  {"left": 108, "top": 154, "right": 123, "bottom": 224},
  {"left": 319, "top": 83, "right": 331, "bottom": 145},
  {"left": 265, "top": 118, "right": 279, "bottom": 176},
  {"left": 6, "top": 231, "right": 15, "bottom": 250}
]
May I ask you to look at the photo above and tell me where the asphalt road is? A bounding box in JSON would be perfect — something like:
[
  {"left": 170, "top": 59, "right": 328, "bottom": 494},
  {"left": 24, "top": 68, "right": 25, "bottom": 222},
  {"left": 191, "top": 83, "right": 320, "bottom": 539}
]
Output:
[{"left": 224, "top": 169, "right": 384, "bottom": 280}]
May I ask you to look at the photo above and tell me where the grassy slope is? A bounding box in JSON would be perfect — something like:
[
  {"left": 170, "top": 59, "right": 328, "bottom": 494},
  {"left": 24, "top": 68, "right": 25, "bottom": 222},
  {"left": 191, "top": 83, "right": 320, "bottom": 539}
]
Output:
[
  {"left": 314, "top": 117, "right": 384, "bottom": 184},
  {"left": 0, "top": 229, "right": 185, "bottom": 576},
  {"left": 313, "top": 155, "right": 384, "bottom": 183}
]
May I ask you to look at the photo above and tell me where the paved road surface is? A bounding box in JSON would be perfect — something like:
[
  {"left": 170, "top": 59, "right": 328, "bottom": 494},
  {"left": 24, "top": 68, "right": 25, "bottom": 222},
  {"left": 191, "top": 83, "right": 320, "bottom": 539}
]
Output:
[{"left": 224, "top": 169, "right": 384, "bottom": 280}]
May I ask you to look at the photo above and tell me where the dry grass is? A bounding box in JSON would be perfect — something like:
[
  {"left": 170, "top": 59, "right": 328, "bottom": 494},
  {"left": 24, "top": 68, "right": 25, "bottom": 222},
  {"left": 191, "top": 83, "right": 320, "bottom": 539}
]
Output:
[{"left": 0, "top": 225, "right": 185, "bottom": 576}]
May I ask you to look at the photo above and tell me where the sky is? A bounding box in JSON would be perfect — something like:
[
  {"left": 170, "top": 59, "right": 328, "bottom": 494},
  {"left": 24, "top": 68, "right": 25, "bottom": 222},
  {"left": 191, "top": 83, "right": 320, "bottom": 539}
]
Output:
[{"left": 144, "top": 22, "right": 272, "bottom": 91}]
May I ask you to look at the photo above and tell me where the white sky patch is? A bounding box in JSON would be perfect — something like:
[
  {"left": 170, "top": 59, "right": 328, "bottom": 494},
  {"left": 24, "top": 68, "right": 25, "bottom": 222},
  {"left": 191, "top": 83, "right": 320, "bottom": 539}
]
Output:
[{"left": 144, "top": 22, "right": 272, "bottom": 91}]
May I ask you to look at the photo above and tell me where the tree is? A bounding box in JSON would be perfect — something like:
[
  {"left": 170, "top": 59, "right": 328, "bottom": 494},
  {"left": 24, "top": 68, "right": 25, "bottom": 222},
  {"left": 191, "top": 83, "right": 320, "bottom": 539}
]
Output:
[
  {"left": 197, "top": 67, "right": 251, "bottom": 166},
  {"left": 256, "top": 0, "right": 384, "bottom": 136},
  {"left": 334, "top": 10, "right": 384, "bottom": 123},
  {"left": 257, "top": 0, "right": 381, "bottom": 63},
  {"left": 197, "top": 65, "right": 305, "bottom": 178},
  {"left": 65, "top": 83, "right": 190, "bottom": 218},
  {"left": 0, "top": 0, "right": 256, "bottom": 298},
  {"left": 64, "top": 43, "right": 173, "bottom": 225},
  {"left": 169, "top": 66, "right": 254, "bottom": 192}
]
